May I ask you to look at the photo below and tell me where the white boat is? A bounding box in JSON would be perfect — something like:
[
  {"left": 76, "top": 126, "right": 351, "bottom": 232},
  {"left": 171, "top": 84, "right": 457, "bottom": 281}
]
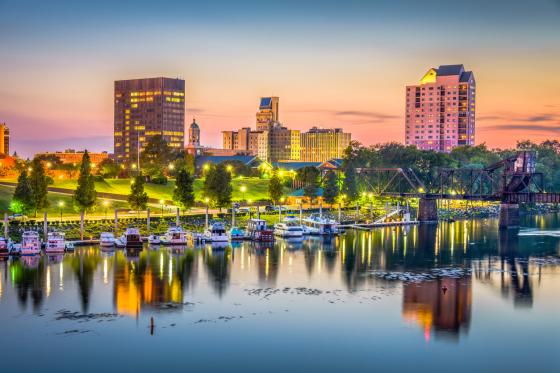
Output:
[
  {"left": 203, "top": 222, "right": 229, "bottom": 242},
  {"left": 0, "top": 237, "right": 8, "bottom": 256},
  {"left": 160, "top": 226, "right": 187, "bottom": 245},
  {"left": 148, "top": 234, "right": 161, "bottom": 245},
  {"left": 274, "top": 216, "right": 304, "bottom": 238},
  {"left": 100, "top": 232, "right": 116, "bottom": 247},
  {"left": 228, "top": 226, "right": 247, "bottom": 240},
  {"left": 46, "top": 232, "right": 66, "bottom": 253},
  {"left": 302, "top": 214, "right": 339, "bottom": 235},
  {"left": 21, "top": 231, "right": 41, "bottom": 255},
  {"left": 116, "top": 227, "right": 143, "bottom": 248},
  {"left": 246, "top": 219, "right": 274, "bottom": 242}
]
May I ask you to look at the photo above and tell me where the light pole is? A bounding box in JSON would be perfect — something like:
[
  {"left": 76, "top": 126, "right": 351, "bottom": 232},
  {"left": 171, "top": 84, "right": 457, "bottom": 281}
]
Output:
[
  {"left": 58, "top": 201, "right": 64, "bottom": 223},
  {"left": 103, "top": 200, "right": 109, "bottom": 219},
  {"left": 240, "top": 185, "right": 247, "bottom": 202},
  {"left": 204, "top": 197, "right": 210, "bottom": 230},
  {"left": 159, "top": 199, "right": 165, "bottom": 216}
]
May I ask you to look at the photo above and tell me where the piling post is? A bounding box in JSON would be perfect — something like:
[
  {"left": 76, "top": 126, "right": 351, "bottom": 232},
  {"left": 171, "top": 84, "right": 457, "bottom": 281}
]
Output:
[
  {"left": 114, "top": 209, "right": 119, "bottom": 235},
  {"left": 176, "top": 207, "right": 180, "bottom": 226},
  {"left": 299, "top": 203, "right": 303, "bottom": 224},
  {"left": 499, "top": 203, "right": 520, "bottom": 229},
  {"left": 4, "top": 212, "right": 8, "bottom": 238},
  {"left": 80, "top": 211, "right": 84, "bottom": 240},
  {"left": 418, "top": 197, "right": 438, "bottom": 223},
  {"left": 43, "top": 212, "right": 48, "bottom": 242},
  {"left": 147, "top": 208, "right": 151, "bottom": 235}
]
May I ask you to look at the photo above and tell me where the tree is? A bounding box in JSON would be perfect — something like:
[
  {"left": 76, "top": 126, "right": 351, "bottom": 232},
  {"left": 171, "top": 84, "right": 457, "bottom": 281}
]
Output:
[
  {"left": 297, "top": 166, "right": 320, "bottom": 203},
  {"left": 29, "top": 157, "right": 49, "bottom": 216},
  {"left": 11, "top": 170, "right": 33, "bottom": 215},
  {"left": 268, "top": 171, "right": 284, "bottom": 204},
  {"left": 98, "top": 158, "right": 120, "bottom": 178},
  {"left": 203, "top": 163, "right": 232, "bottom": 210},
  {"left": 74, "top": 151, "right": 97, "bottom": 212},
  {"left": 173, "top": 168, "right": 195, "bottom": 210},
  {"left": 342, "top": 164, "right": 358, "bottom": 202},
  {"left": 140, "top": 135, "right": 173, "bottom": 177},
  {"left": 128, "top": 174, "right": 149, "bottom": 212},
  {"left": 323, "top": 171, "right": 339, "bottom": 205}
]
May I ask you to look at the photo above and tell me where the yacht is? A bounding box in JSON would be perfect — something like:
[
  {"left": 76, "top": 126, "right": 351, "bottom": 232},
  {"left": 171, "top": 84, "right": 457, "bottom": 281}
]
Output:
[
  {"left": 0, "top": 237, "right": 8, "bottom": 256},
  {"left": 100, "top": 232, "right": 116, "bottom": 247},
  {"left": 302, "top": 214, "right": 339, "bottom": 235},
  {"left": 203, "top": 222, "right": 229, "bottom": 242},
  {"left": 148, "top": 234, "right": 161, "bottom": 245},
  {"left": 274, "top": 216, "right": 304, "bottom": 238},
  {"left": 246, "top": 219, "right": 274, "bottom": 242},
  {"left": 228, "top": 226, "right": 247, "bottom": 241},
  {"left": 46, "top": 232, "right": 66, "bottom": 253},
  {"left": 160, "top": 226, "right": 187, "bottom": 245},
  {"left": 116, "top": 227, "right": 143, "bottom": 248},
  {"left": 21, "top": 231, "right": 41, "bottom": 255}
]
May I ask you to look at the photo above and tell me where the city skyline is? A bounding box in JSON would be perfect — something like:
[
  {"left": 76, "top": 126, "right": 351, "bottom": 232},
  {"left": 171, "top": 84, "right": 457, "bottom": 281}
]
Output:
[{"left": 1, "top": 0, "right": 559, "bottom": 157}]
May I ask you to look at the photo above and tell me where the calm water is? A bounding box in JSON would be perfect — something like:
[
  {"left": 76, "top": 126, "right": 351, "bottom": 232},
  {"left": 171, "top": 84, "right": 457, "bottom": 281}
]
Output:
[{"left": 1, "top": 216, "right": 559, "bottom": 372}]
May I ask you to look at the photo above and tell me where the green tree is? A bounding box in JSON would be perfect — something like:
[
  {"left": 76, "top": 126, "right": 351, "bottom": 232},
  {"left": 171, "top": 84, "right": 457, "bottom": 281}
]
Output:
[
  {"left": 173, "top": 168, "right": 195, "bottom": 210},
  {"left": 74, "top": 151, "right": 97, "bottom": 212},
  {"left": 140, "top": 135, "right": 173, "bottom": 177},
  {"left": 98, "top": 158, "right": 120, "bottom": 178},
  {"left": 29, "top": 157, "right": 49, "bottom": 216},
  {"left": 11, "top": 170, "right": 34, "bottom": 215},
  {"left": 297, "top": 166, "right": 320, "bottom": 203},
  {"left": 322, "top": 171, "right": 339, "bottom": 205},
  {"left": 203, "top": 163, "right": 232, "bottom": 210},
  {"left": 342, "top": 164, "right": 358, "bottom": 201},
  {"left": 128, "top": 174, "right": 149, "bottom": 212},
  {"left": 268, "top": 171, "right": 284, "bottom": 204}
]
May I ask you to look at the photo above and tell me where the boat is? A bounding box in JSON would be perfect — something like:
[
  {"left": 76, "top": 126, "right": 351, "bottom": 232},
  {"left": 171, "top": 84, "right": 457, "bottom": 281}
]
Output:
[
  {"left": 302, "top": 225, "right": 321, "bottom": 235},
  {"left": 9, "top": 242, "right": 21, "bottom": 256},
  {"left": 160, "top": 226, "right": 187, "bottom": 245},
  {"left": 116, "top": 227, "right": 143, "bottom": 248},
  {"left": 46, "top": 232, "right": 66, "bottom": 253},
  {"left": 302, "top": 214, "right": 339, "bottom": 235},
  {"left": 100, "top": 232, "right": 116, "bottom": 247},
  {"left": 246, "top": 219, "right": 274, "bottom": 242},
  {"left": 21, "top": 231, "right": 41, "bottom": 255},
  {"left": 65, "top": 242, "right": 75, "bottom": 251},
  {"left": 203, "top": 222, "right": 229, "bottom": 242},
  {"left": 148, "top": 234, "right": 161, "bottom": 245},
  {"left": 228, "top": 226, "right": 247, "bottom": 240},
  {"left": 274, "top": 216, "right": 304, "bottom": 238},
  {"left": 0, "top": 237, "right": 8, "bottom": 256}
]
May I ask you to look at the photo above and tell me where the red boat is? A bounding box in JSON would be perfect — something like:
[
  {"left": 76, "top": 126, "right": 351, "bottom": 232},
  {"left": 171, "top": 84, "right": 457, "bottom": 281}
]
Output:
[{"left": 246, "top": 219, "right": 274, "bottom": 242}]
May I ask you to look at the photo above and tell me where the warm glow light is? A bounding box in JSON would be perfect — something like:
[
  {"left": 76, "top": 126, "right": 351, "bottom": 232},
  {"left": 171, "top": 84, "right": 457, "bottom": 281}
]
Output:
[
  {"left": 169, "top": 163, "right": 175, "bottom": 170},
  {"left": 240, "top": 185, "right": 247, "bottom": 193},
  {"left": 103, "top": 200, "right": 109, "bottom": 207},
  {"left": 58, "top": 201, "right": 64, "bottom": 207},
  {"left": 159, "top": 199, "right": 165, "bottom": 205}
]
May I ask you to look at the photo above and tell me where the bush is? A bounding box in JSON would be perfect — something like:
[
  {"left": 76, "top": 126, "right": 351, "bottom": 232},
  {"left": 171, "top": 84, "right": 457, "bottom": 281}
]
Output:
[
  {"left": 45, "top": 175, "right": 54, "bottom": 185},
  {"left": 150, "top": 175, "right": 168, "bottom": 185},
  {"left": 93, "top": 175, "right": 105, "bottom": 182}
]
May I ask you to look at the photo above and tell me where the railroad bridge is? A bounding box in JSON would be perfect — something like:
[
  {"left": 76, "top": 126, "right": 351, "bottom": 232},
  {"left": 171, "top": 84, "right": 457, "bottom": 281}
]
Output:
[{"left": 356, "top": 151, "right": 560, "bottom": 228}]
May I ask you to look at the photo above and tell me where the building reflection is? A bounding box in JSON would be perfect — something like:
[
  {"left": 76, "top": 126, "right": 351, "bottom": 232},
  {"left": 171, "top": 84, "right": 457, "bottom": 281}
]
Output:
[{"left": 402, "top": 277, "right": 472, "bottom": 341}]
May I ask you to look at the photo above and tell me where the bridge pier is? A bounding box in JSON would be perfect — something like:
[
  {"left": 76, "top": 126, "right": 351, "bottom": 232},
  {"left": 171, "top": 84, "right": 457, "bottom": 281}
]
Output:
[
  {"left": 499, "top": 203, "right": 520, "bottom": 229},
  {"left": 418, "top": 197, "right": 438, "bottom": 223}
]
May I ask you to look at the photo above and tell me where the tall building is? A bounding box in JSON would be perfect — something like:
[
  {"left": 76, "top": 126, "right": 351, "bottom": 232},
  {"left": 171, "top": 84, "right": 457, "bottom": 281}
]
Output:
[
  {"left": 222, "top": 127, "right": 261, "bottom": 155},
  {"left": 0, "top": 123, "right": 9, "bottom": 155},
  {"left": 256, "top": 96, "right": 279, "bottom": 130},
  {"left": 114, "top": 77, "right": 185, "bottom": 164},
  {"left": 300, "top": 127, "right": 351, "bottom": 162},
  {"left": 257, "top": 123, "right": 300, "bottom": 162},
  {"left": 405, "top": 64, "right": 475, "bottom": 152}
]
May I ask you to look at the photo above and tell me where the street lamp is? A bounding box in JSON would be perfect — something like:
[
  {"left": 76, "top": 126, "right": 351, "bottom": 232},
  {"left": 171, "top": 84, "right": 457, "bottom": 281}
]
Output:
[
  {"left": 240, "top": 185, "right": 247, "bottom": 202},
  {"left": 103, "top": 200, "right": 109, "bottom": 219},
  {"left": 58, "top": 201, "right": 64, "bottom": 223},
  {"left": 159, "top": 199, "right": 165, "bottom": 216}
]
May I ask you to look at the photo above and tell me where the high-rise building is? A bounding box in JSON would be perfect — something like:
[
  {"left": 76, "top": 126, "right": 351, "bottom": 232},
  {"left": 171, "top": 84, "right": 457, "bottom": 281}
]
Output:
[
  {"left": 256, "top": 96, "right": 279, "bottom": 130},
  {"left": 114, "top": 77, "right": 185, "bottom": 164},
  {"left": 222, "top": 127, "right": 261, "bottom": 155},
  {"left": 257, "top": 123, "right": 300, "bottom": 162},
  {"left": 300, "top": 127, "right": 351, "bottom": 162},
  {"left": 0, "top": 123, "right": 9, "bottom": 155},
  {"left": 405, "top": 64, "right": 475, "bottom": 152}
]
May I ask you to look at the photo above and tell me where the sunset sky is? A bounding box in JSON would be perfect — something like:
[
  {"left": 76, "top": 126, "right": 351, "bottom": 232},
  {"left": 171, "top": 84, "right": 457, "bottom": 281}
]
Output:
[{"left": 1, "top": 0, "right": 559, "bottom": 157}]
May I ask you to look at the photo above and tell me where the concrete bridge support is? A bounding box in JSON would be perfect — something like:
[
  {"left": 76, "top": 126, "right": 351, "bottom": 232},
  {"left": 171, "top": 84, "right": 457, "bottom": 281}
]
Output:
[
  {"left": 499, "top": 203, "right": 520, "bottom": 229},
  {"left": 418, "top": 197, "right": 438, "bottom": 223}
]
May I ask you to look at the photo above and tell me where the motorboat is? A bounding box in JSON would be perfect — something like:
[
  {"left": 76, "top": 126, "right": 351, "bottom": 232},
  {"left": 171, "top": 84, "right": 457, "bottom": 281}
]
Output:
[
  {"left": 302, "top": 225, "right": 321, "bottom": 235},
  {"left": 9, "top": 242, "right": 21, "bottom": 256},
  {"left": 100, "top": 232, "right": 116, "bottom": 247},
  {"left": 0, "top": 237, "right": 8, "bottom": 256},
  {"left": 228, "top": 226, "right": 247, "bottom": 241},
  {"left": 203, "top": 222, "right": 229, "bottom": 242},
  {"left": 274, "top": 216, "right": 304, "bottom": 238},
  {"left": 65, "top": 242, "right": 75, "bottom": 251},
  {"left": 46, "top": 232, "right": 66, "bottom": 253},
  {"left": 302, "top": 214, "right": 339, "bottom": 235},
  {"left": 116, "top": 227, "right": 143, "bottom": 248},
  {"left": 21, "top": 231, "right": 41, "bottom": 255},
  {"left": 148, "top": 234, "right": 161, "bottom": 245},
  {"left": 246, "top": 219, "right": 274, "bottom": 242},
  {"left": 160, "top": 226, "right": 187, "bottom": 245}
]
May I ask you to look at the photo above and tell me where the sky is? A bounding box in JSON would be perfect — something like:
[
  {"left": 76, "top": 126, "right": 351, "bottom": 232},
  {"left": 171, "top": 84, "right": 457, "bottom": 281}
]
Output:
[{"left": 1, "top": 0, "right": 559, "bottom": 158}]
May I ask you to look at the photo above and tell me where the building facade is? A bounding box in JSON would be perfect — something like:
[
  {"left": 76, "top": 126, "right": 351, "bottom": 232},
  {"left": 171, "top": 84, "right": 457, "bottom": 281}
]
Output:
[
  {"left": 222, "top": 127, "right": 261, "bottom": 155},
  {"left": 257, "top": 123, "right": 300, "bottom": 162},
  {"left": 0, "top": 123, "right": 9, "bottom": 155},
  {"left": 186, "top": 118, "right": 203, "bottom": 156},
  {"left": 256, "top": 96, "right": 279, "bottom": 130},
  {"left": 300, "top": 127, "right": 351, "bottom": 162},
  {"left": 34, "top": 150, "right": 110, "bottom": 165},
  {"left": 405, "top": 64, "right": 475, "bottom": 152},
  {"left": 114, "top": 77, "right": 185, "bottom": 164}
]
